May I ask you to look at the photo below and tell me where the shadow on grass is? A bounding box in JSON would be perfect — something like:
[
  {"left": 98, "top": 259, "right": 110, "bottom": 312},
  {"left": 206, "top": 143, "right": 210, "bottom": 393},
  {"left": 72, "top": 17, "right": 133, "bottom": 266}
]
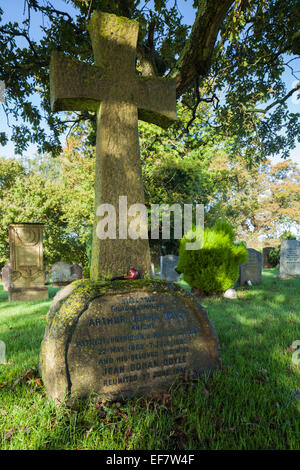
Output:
[{"left": 0, "top": 273, "right": 299, "bottom": 450}]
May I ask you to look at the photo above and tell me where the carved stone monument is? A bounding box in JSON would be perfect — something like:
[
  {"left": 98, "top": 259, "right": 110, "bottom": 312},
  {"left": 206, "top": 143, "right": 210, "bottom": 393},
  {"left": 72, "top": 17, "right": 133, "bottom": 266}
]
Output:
[
  {"left": 238, "top": 248, "right": 262, "bottom": 286},
  {"left": 40, "top": 280, "right": 221, "bottom": 402},
  {"left": 41, "top": 11, "right": 221, "bottom": 403},
  {"left": 8, "top": 223, "right": 48, "bottom": 301},
  {"left": 263, "top": 246, "right": 275, "bottom": 269},
  {"left": 160, "top": 255, "right": 180, "bottom": 282},
  {"left": 279, "top": 240, "right": 300, "bottom": 279}
]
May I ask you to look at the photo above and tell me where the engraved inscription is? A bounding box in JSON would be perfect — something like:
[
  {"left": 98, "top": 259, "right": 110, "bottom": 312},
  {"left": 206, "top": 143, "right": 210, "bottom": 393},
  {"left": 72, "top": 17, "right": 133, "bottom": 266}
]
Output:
[{"left": 67, "top": 291, "right": 207, "bottom": 396}]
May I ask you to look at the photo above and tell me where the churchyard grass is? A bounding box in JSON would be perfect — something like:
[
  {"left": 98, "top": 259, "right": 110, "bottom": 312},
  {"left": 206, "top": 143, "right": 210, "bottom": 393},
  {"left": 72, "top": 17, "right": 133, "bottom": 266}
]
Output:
[{"left": 0, "top": 269, "right": 299, "bottom": 450}]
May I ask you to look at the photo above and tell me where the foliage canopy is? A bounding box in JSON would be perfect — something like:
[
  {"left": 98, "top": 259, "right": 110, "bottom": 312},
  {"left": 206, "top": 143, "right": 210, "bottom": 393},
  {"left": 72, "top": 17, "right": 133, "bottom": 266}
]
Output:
[{"left": 0, "top": 0, "right": 299, "bottom": 163}]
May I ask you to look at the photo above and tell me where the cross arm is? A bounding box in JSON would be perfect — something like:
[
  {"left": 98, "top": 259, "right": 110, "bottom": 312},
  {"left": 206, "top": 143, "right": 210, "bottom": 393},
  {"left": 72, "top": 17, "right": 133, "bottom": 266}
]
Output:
[
  {"left": 135, "top": 77, "right": 177, "bottom": 129},
  {"left": 50, "top": 51, "right": 110, "bottom": 112}
]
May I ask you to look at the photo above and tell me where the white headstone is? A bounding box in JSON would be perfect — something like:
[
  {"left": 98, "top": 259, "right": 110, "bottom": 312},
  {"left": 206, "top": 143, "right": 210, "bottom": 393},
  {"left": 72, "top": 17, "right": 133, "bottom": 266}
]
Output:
[
  {"left": 160, "top": 255, "right": 180, "bottom": 282},
  {"left": 279, "top": 240, "right": 300, "bottom": 278},
  {"left": 0, "top": 341, "right": 6, "bottom": 364}
]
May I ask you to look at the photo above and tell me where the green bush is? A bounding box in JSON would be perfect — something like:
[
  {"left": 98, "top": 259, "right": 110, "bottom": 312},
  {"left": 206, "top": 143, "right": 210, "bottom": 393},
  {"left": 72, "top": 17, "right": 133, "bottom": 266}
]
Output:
[
  {"left": 82, "top": 266, "right": 90, "bottom": 279},
  {"left": 177, "top": 219, "right": 248, "bottom": 294},
  {"left": 268, "top": 246, "right": 281, "bottom": 267}
]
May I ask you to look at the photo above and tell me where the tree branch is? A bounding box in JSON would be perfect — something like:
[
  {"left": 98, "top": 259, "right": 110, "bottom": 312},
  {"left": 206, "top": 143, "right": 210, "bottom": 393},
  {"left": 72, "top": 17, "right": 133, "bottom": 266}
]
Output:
[
  {"left": 168, "top": 0, "right": 234, "bottom": 98},
  {"left": 252, "top": 82, "right": 300, "bottom": 114}
]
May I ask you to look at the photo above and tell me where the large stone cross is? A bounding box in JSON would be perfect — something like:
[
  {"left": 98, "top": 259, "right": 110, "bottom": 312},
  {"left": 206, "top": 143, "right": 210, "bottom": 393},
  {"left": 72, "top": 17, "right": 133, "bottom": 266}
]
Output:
[{"left": 50, "top": 11, "right": 176, "bottom": 280}]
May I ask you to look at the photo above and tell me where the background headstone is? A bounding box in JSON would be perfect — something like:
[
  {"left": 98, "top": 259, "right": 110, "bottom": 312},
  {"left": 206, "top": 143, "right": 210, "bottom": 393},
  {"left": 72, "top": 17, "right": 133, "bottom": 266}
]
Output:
[
  {"left": 70, "top": 264, "right": 83, "bottom": 280},
  {"left": 44, "top": 271, "right": 50, "bottom": 285},
  {"left": 51, "top": 262, "right": 73, "bottom": 287},
  {"left": 1, "top": 264, "right": 12, "bottom": 291},
  {"left": 40, "top": 281, "right": 221, "bottom": 402},
  {"left": 160, "top": 255, "right": 180, "bottom": 282},
  {"left": 0, "top": 341, "right": 6, "bottom": 364},
  {"left": 8, "top": 224, "right": 48, "bottom": 301},
  {"left": 238, "top": 248, "right": 262, "bottom": 286},
  {"left": 263, "top": 246, "right": 275, "bottom": 269},
  {"left": 279, "top": 240, "right": 300, "bottom": 279}
]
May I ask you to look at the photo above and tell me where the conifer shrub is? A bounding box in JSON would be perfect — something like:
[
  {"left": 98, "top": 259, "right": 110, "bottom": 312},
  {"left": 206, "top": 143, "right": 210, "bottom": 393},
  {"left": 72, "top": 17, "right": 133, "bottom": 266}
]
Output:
[{"left": 177, "top": 219, "right": 248, "bottom": 294}]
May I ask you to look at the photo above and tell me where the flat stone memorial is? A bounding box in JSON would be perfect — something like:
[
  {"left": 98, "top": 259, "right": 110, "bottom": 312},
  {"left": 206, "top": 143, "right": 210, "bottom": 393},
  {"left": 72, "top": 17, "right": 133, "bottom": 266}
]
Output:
[
  {"left": 8, "top": 223, "right": 48, "bottom": 301},
  {"left": 279, "top": 240, "right": 300, "bottom": 279},
  {"left": 160, "top": 255, "right": 180, "bottom": 282},
  {"left": 238, "top": 248, "right": 262, "bottom": 286},
  {"left": 40, "top": 280, "right": 221, "bottom": 402}
]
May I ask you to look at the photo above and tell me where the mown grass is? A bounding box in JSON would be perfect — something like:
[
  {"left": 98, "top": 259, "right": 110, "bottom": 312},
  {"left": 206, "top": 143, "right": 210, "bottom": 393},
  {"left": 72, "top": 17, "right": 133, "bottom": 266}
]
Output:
[{"left": 0, "top": 269, "right": 299, "bottom": 450}]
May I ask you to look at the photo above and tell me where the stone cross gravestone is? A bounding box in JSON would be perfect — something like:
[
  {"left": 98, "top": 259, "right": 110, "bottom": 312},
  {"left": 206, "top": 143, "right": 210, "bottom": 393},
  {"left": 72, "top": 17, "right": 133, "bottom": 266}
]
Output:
[
  {"left": 52, "top": 262, "right": 83, "bottom": 287},
  {"left": 1, "top": 264, "right": 12, "bottom": 291},
  {"left": 40, "top": 280, "right": 221, "bottom": 402},
  {"left": 160, "top": 255, "right": 180, "bottom": 282},
  {"left": 279, "top": 240, "right": 300, "bottom": 279},
  {"left": 0, "top": 340, "right": 6, "bottom": 364},
  {"left": 50, "top": 10, "right": 176, "bottom": 280},
  {"left": 238, "top": 248, "right": 262, "bottom": 286},
  {"left": 263, "top": 246, "right": 275, "bottom": 269},
  {"left": 41, "top": 11, "right": 221, "bottom": 403},
  {"left": 8, "top": 224, "right": 48, "bottom": 301}
]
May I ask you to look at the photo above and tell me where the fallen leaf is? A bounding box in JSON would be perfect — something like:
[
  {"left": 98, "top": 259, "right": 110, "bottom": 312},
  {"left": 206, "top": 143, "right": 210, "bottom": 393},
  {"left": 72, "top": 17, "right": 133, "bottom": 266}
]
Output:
[{"left": 4, "top": 428, "right": 15, "bottom": 440}]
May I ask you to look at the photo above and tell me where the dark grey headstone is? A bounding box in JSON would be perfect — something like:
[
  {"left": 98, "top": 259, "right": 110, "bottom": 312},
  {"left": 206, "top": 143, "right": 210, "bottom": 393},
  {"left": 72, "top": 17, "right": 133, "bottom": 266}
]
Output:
[
  {"left": 279, "top": 240, "right": 300, "bottom": 278},
  {"left": 238, "top": 248, "right": 262, "bottom": 285},
  {"left": 160, "top": 255, "right": 180, "bottom": 282}
]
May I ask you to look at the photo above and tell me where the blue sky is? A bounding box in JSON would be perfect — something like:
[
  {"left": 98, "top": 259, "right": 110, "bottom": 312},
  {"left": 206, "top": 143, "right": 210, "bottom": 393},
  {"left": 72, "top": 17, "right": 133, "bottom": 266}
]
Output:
[{"left": 0, "top": 0, "right": 299, "bottom": 166}]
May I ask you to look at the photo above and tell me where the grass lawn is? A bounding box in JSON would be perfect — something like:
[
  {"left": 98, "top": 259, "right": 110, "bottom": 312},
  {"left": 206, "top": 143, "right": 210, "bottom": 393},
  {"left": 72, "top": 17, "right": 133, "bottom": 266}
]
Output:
[{"left": 0, "top": 269, "right": 299, "bottom": 450}]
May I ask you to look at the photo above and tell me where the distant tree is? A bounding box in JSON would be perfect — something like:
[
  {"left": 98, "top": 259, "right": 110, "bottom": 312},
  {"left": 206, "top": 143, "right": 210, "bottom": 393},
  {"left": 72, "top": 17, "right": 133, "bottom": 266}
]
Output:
[
  {"left": 0, "top": 128, "right": 95, "bottom": 268},
  {"left": 205, "top": 157, "right": 300, "bottom": 240}
]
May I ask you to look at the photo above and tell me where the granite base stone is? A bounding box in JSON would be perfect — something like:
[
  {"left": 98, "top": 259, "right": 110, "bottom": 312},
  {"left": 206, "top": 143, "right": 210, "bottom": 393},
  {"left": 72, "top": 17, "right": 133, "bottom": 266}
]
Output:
[{"left": 40, "top": 280, "right": 221, "bottom": 403}]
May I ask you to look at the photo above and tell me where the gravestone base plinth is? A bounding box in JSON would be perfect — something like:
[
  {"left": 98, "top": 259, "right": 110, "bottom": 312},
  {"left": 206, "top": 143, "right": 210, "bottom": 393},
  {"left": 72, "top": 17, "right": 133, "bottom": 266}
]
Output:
[
  {"left": 9, "top": 287, "right": 49, "bottom": 302},
  {"left": 52, "top": 281, "right": 71, "bottom": 288},
  {"left": 40, "top": 280, "right": 221, "bottom": 403}
]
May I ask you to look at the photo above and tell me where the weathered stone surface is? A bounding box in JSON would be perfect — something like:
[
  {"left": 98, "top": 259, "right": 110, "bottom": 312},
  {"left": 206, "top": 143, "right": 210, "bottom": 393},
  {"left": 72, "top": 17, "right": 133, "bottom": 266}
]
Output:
[
  {"left": 70, "top": 264, "right": 83, "bottom": 280},
  {"left": 238, "top": 248, "right": 262, "bottom": 286},
  {"left": 279, "top": 240, "right": 300, "bottom": 279},
  {"left": 40, "top": 280, "right": 221, "bottom": 402},
  {"left": 8, "top": 224, "right": 48, "bottom": 301},
  {"left": 1, "top": 264, "right": 12, "bottom": 291},
  {"left": 223, "top": 288, "right": 237, "bottom": 299},
  {"left": 50, "top": 11, "right": 176, "bottom": 280},
  {"left": 45, "top": 271, "right": 50, "bottom": 285},
  {"left": 160, "top": 255, "right": 180, "bottom": 282},
  {"left": 0, "top": 340, "right": 6, "bottom": 364},
  {"left": 51, "top": 263, "right": 83, "bottom": 287},
  {"left": 51, "top": 261, "right": 72, "bottom": 286},
  {"left": 262, "top": 246, "right": 275, "bottom": 269}
]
